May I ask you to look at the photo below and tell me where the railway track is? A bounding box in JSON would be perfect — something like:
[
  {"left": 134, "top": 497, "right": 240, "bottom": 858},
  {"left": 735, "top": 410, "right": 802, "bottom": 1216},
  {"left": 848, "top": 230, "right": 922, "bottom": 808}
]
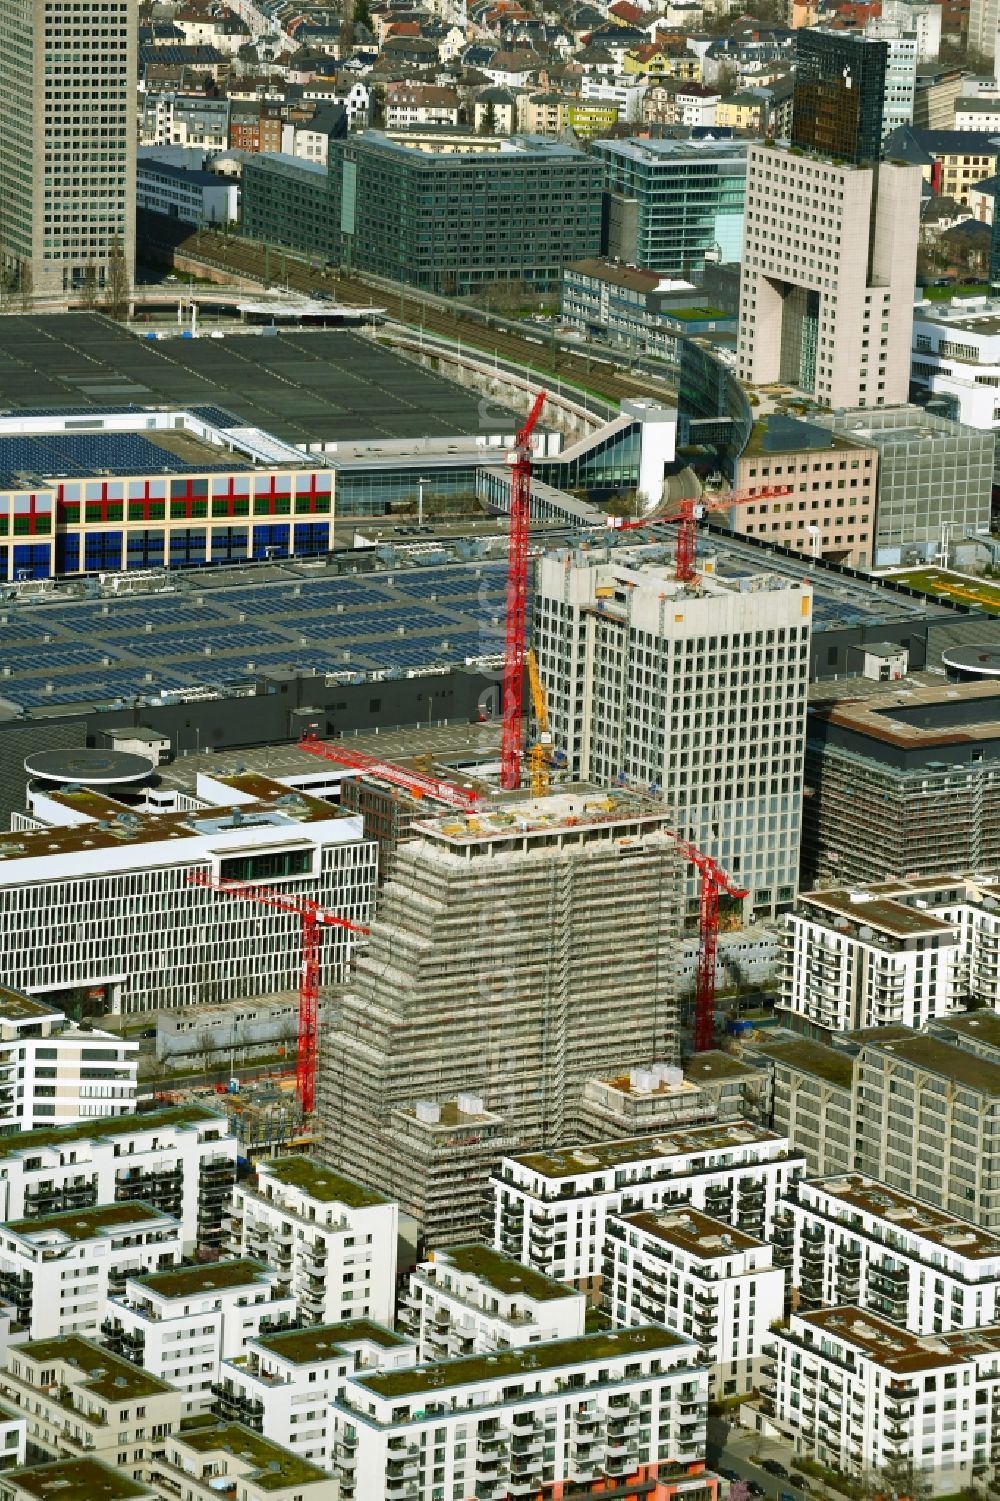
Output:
[{"left": 168, "top": 229, "right": 667, "bottom": 406}]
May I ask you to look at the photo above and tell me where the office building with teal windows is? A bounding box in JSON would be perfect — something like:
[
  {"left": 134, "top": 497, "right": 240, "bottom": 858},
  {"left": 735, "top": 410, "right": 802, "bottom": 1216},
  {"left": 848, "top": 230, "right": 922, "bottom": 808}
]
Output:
[{"left": 593, "top": 137, "right": 748, "bottom": 277}]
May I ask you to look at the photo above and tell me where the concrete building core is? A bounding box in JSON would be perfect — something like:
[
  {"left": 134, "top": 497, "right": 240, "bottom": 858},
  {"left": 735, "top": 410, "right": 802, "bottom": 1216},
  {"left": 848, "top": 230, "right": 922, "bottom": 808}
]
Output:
[{"left": 317, "top": 790, "right": 685, "bottom": 1247}]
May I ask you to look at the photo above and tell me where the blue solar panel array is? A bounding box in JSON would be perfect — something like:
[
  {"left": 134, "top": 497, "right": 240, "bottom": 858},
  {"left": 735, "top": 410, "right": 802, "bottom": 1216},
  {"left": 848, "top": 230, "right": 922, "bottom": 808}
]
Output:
[{"left": 0, "top": 432, "right": 243, "bottom": 487}]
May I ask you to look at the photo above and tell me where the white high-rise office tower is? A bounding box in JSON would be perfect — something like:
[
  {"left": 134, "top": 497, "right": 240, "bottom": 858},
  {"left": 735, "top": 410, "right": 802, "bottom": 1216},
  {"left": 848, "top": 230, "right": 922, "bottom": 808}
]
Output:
[
  {"left": 738, "top": 145, "right": 921, "bottom": 409},
  {"left": 0, "top": 0, "right": 136, "bottom": 300},
  {"left": 533, "top": 546, "right": 812, "bottom": 918}
]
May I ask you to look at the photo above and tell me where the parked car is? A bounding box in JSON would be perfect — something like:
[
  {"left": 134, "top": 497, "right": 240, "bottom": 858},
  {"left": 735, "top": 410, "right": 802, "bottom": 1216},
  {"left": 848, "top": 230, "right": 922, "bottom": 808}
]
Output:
[
  {"left": 761, "top": 1461, "right": 788, "bottom": 1479},
  {"left": 717, "top": 1469, "right": 740, "bottom": 1483},
  {"left": 746, "top": 1482, "right": 766, "bottom": 1497},
  {"left": 789, "top": 1475, "right": 809, "bottom": 1491}
]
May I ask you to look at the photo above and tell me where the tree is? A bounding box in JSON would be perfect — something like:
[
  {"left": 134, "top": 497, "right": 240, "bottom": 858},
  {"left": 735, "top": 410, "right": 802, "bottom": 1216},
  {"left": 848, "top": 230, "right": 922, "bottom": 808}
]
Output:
[
  {"left": 18, "top": 260, "right": 32, "bottom": 312},
  {"left": 81, "top": 261, "right": 99, "bottom": 310},
  {"left": 104, "top": 236, "right": 130, "bottom": 321},
  {"left": 353, "top": 0, "right": 371, "bottom": 27},
  {"left": 479, "top": 98, "right": 496, "bottom": 134}
]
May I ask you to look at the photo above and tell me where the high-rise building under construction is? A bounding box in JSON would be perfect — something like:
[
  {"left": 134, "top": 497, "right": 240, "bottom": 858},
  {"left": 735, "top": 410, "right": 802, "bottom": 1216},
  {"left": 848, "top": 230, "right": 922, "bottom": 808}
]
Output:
[{"left": 317, "top": 791, "right": 685, "bottom": 1246}]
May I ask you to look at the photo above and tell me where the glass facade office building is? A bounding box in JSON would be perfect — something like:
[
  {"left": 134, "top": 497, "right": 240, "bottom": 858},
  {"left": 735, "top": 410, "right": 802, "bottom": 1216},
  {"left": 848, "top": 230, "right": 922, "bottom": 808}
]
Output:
[
  {"left": 593, "top": 138, "right": 747, "bottom": 277},
  {"left": 790, "top": 30, "right": 888, "bottom": 165}
]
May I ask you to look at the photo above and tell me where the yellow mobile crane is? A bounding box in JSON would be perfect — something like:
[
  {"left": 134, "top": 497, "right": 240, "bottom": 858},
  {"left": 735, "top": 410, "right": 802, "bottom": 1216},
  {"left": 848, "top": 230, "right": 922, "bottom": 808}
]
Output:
[{"left": 526, "top": 648, "right": 564, "bottom": 797}]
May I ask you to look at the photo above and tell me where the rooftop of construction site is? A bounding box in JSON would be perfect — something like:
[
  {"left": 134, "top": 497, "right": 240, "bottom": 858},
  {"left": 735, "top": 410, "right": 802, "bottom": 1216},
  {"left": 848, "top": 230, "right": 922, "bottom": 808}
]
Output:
[
  {"left": 128, "top": 1259, "right": 270, "bottom": 1301},
  {"left": 811, "top": 677, "right": 1000, "bottom": 755},
  {"left": 433, "top": 1244, "right": 580, "bottom": 1302},
  {"left": 170, "top": 1420, "right": 329, "bottom": 1491},
  {"left": 399, "top": 1095, "right": 504, "bottom": 1131},
  {"left": 0, "top": 776, "right": 346, "bottom": 864},
  {"left": 806, "top": 1173, "right": 1000, "bottom": 1259},
  {"left": 795, "top": 1306, "right": 1000, "bottom": 1373},
  {"left": 352, "top": 1326, "right": 690, "bottom": 1400},
  {"left": 254, "top": 1321, "right": 409, "bottom": 1364},
  {"left": 5, "top": 1458, "right": 152, "bottom": 1501},
  {"left": 6, "top": 1201, "right": 173, "bottom": 1244},
  {"left": 797, "top": 886, "right": 957, "bottom": 941},
  {"left": 750, "top": 1039, "right": 855, "bottom": 1088},
  {"left": 0, "top": 1101, "right": 225, "bottom": 1158},
  {"left": 410, "top": 787, "right": 673, "bottom": 848},
  {"left": 257, "top": 1155, "right": 390, "bottom": 1208},
  {"left": 513, "top": 1121, "right": 786, "bottom": 1180},
  {"left": 618, "top": 1207, "right": 764, "bottom": 1259},
  {"left": 595, "top": 1063, "right": 701, "bottom": 1101},
  {"left": 20, "top": 1334, "right": 175, "bottom": 1401}
]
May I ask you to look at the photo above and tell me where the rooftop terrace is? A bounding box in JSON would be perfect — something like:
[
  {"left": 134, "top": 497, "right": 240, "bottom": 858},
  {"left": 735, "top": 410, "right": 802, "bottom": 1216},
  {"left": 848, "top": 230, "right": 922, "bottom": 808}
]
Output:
[
  {"left": 513, "top": 1121, "right": 785, "bottom": 1179},
  {"left": 436, "top": 1244, "right": 578, "bottom": 1302},
  {"left": 620, "top": 1206, "right": 764, "bottom": 1258},
  {"left": 809, "top": 1173, "right": 1000, "bottom": 1259},
  {"left": 254, "top": 1321, "right": 408, "bottom": 1364},
  {"left": 258, "top": 1156, "right": 389, "bottom": 1208},
  {"left": 6, "top": 1200, "right": 173, "bottom": 1243},
  {"left": 131, "top": 1258, "right": 269, "bottom": 1300},
  {"left": 172, "top": 1421, "right": 328, "bottom": 1492},
  {"left": 5, "top": 1459, "right": 152, "bottom": 1501},
  {"left": 21, "top": 1334, "right": 174, "bottom": 1401},
  {"left": 354, "top": 1326, "right": 689, "bottom": 1399},
  {"left": 800, "top": 887, "right": 956, "bottom": 941}
]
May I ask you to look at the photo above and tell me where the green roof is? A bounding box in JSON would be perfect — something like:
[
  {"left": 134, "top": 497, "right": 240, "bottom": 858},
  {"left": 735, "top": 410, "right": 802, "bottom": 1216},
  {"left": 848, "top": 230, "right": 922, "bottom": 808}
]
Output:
[
  {"left": 0, "top": 990, "right": 60, "bottom": 1023},
  {"left": 755, "top": 1040, "right": 854, "bottom": 1088},
  {"left": 932, "top": 1011, "right": 1000, "bottom": 1051},
  {"left": 515, "top": 1122, "right": 781, "bottom": 1179},
  {"left": 742, "top": 416, "right": 862, "bottom": 458},
  {"left": 0, "top": 1103, "right": 224, "bottom": 1159},
  {"left": 356, "top": 1326, "right": 688, "bottom": 1399},
  {"left": 260, "top": 1155, "right": 389, "bottom": 1208},
  {"left": 175, "top": 1422, "right": 328, "bottom": 1492},
  {"left": 21, "top": 1335, "right": 174, "bottom": 1401},
  {"left": 6, "top": 1459, "right": 151, "bottom": 1501},
  {"left": 862, "top": 1033, "right": 1000, "bottom": 1098},
  {"left": 6, "top": 1201, "right": 171, "bottom": 1243},
  {"left": 440, "top": 1244, "right": 578, "bottom": 1303},
  {"left": 255, "top": 1321, "right": 408, "bottom": 1364},
  {"left": 131, "top": 1258, "right": 270, "bottom": 1300}
]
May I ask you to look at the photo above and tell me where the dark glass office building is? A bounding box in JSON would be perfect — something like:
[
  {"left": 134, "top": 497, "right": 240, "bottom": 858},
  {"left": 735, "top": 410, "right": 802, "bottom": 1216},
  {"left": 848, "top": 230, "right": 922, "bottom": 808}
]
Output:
[{"left": 790, "top": 30, "right": 888, "bottom": 166}]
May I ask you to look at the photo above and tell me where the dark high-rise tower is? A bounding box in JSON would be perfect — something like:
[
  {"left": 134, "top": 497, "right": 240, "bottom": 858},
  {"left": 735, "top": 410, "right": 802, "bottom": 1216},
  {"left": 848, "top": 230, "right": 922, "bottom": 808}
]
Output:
[{"left": 791, "top": 29, "right": 889, "bottom": 165}]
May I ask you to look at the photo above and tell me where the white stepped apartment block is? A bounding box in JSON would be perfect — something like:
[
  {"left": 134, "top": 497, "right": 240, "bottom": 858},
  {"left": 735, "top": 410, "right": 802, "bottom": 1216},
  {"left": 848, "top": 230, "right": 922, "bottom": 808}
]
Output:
[
  {"left": 0, "top": 1200, "right": 180, "bottom": 1340},
  {"left": 213, "top": 1320, "right": 418, "bottom": 1468},
  {"left": 229, "top": 1156, "right": 398, "bottom": 1326},
  {"left": 331, "top": 1326, "right": 716, "bottom": 1501},
  {"left": 603, "top": 1206, "right": 785, "bottom": 1398},
  {"left": 492, "top": 1122, "right": 804, "bottom": 1290},
  {"left": 103, "top": 1258, "right": 297, "bottom": 1416},
  {"left": 400, "top": 1243, "right": 586, "bottom": 1362}
]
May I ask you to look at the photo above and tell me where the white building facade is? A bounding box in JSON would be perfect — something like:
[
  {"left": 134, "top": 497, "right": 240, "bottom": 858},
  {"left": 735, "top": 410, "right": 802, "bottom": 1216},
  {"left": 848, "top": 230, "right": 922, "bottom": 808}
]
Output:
[
  {"left": 492, "top": 1123, "right": 805, "bottom": 1293},
  {"left": 229, "top": 1156, "right": 398, "bottom": 1326},
  {"left": 0, "top": 990, "right": 136, "bottom": 1131},
  {"left": 603, "top": 1207, "right": 785, "bottom": 1397},
  {"left": 534, "top": 549, "right": 812, "bottom": 918},
  {"left": 332, "top": 1327, "right": 714, "bottom": 1501},
  {"left": 400, "top": 1243, "right": 587, "bottom": 1362},
  {"left": 103, "top": 1258, "right": 297, "bottom": 1415}
]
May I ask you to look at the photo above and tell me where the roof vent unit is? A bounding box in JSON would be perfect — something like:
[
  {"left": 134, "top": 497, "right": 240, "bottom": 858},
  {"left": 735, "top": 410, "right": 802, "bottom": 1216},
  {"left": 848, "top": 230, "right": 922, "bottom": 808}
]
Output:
[{"left": 415, "top": 1100, "right": 441, "bottom": 1124}]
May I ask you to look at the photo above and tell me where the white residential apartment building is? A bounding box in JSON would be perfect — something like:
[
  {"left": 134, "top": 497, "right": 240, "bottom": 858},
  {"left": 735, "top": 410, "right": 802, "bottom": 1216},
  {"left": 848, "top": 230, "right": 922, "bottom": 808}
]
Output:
[
  {"left": 739, "top": 146, "right": 921, "bottom": 408},
  {"left": 0, "top": 1201, "right": 180, "bottom": 1341},
  {"left": 102, "top": 1259, "right": 297, "bottom": 1416},
  {"left": 161, "top": 1422, "right": 338, "bottom": 1501},
  {"left": 229, "top": 1156, "right": 398, "bottom": 1327},
  {"left": 332, "top": 1327, "right": 715, "bottom": 1501},
  {"left": 0, "top": 0, "right": 136, "bottom": 300},
  {"left": 0, "top": 1334, "right": 182, "bottom": 1482},
  {"left": 912, "top": 299, "right": 1000, "bottom": 459},
  {"left": 778, "top": 882, "right": 968, "bottom": 1035},
  {"left": 533, "top": 548, "right": 812, "bottom": 918},
  {"left": 212, "top": 1321, "right": 418, "bottom": 1469},
  {"left": 1, "top": 772, "right": 375, "bottom": 1015},
  {"left": 492, "top": 1123, "right": 805, "bottom": 1293},
  {"left": 0, "top": 989, "right": 136, "bottom": 1132},
  {"left": 400, "top": 1243, "right": 587, "bottom": 1363},
  {"left": 785, "top": 1174, "right": 1000, "bottom": 1330},
  {"left": 603, "top": 1208, "right": 785, "bottom": 1398},
  {"left": 764, "top": 1308, "right": 1000, "bottom": 1492},
  {"left": 0, "top": 1103, "right": 237, "bottom": 1253}
]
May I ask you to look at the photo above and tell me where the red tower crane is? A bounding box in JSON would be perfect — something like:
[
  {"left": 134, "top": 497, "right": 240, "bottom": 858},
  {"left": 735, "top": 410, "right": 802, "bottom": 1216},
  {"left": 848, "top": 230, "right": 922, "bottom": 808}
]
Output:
[
  {"left": 297, "top": 731, "right": 480, "bottom": 812},
  {"left": 671, "top": 842, "right": 749, "bottom": 1053},
  {"left": 501, "top": 390, "right": 546, "bottom": 791},
  {"left": 607, "top": 485, "right": 793, "bottom": 583},
  {"left": 188, "top": 870, "right": 369, "bottom": 1114}
]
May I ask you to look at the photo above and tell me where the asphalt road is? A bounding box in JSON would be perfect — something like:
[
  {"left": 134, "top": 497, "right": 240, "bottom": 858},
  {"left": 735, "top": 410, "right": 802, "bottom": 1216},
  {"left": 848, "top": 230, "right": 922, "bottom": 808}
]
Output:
[{"left": 708, "top": 1417, "right": 819, "bottom": 1501}]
